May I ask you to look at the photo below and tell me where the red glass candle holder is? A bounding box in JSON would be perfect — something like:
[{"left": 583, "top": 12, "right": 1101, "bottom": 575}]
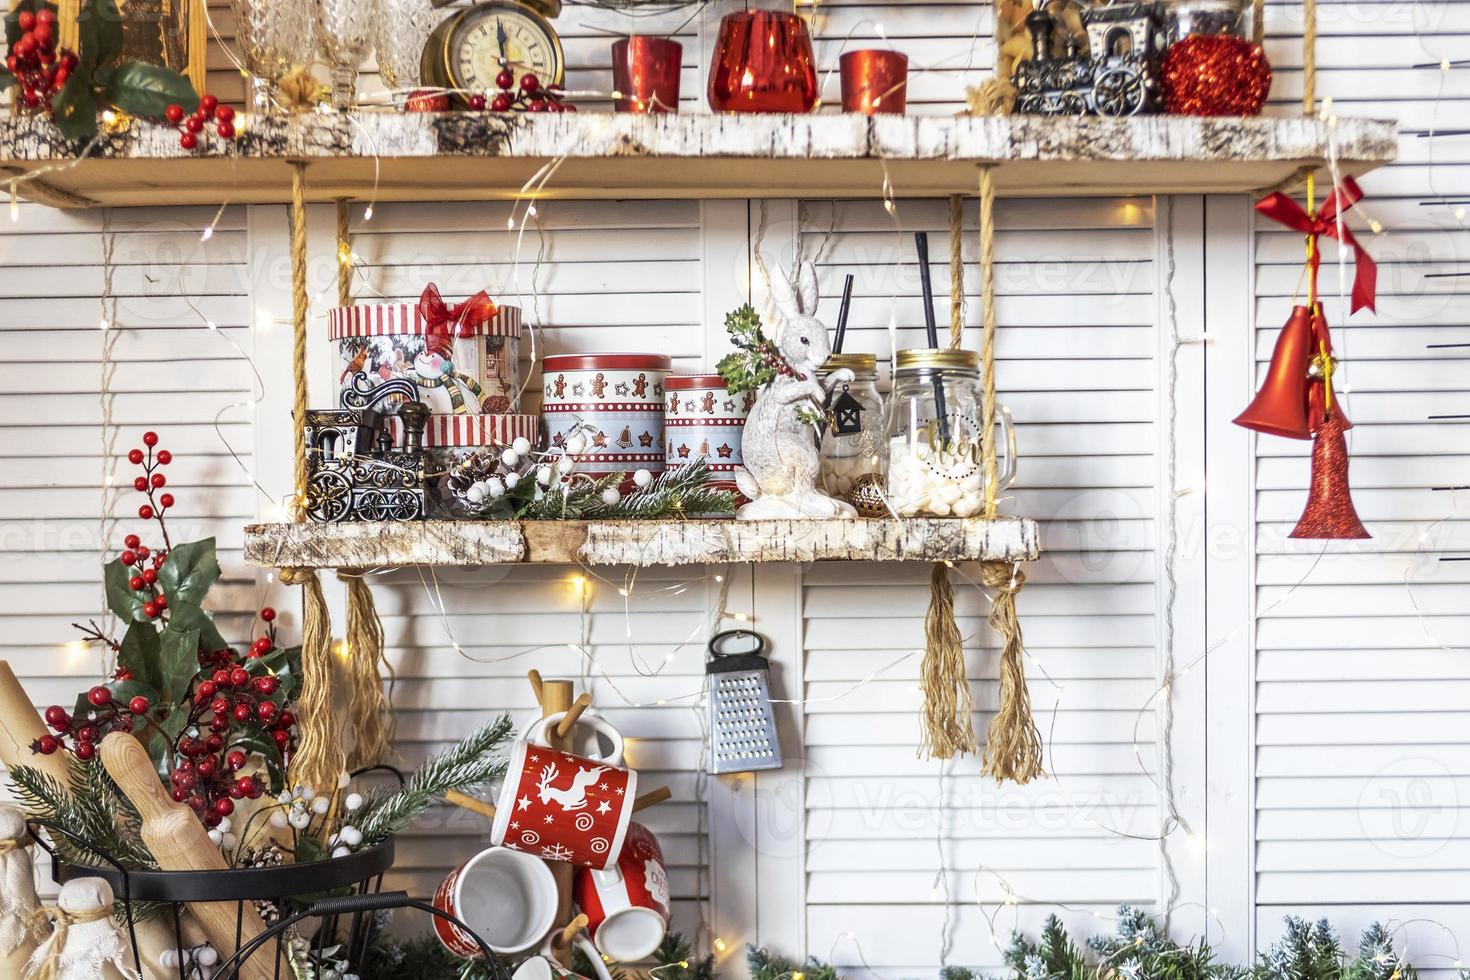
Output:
[
  {"left": 612, "top": 36, "right": 683, "bottom": 113},
  {"left": 707, "top": 9, "right": 819, "bottom": 113},
  {"left": 839, "top": 49, "right": 908, "bottom": 114}
]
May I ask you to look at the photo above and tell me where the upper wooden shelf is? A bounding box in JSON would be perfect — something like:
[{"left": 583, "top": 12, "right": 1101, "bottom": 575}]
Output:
[
  {"left": 243, "top": 517, "right": 1040, "bottom": 568},
  {"left": 0, "top": 112, "right": 1396, "bottom": 207}
]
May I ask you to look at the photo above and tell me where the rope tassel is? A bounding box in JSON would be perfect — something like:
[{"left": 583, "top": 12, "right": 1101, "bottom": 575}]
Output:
[
  {"left": 918, "top": 562, "right": 978, "bottom": 760},
  {"left": 978, "top": 562, "right": 1043, "bottom": 784},
  {"left": 341, "top": 571, "right": 397, "bottom": 769},
  {"left": 280, "top": 567, "right": 344, "bottom": 793}
]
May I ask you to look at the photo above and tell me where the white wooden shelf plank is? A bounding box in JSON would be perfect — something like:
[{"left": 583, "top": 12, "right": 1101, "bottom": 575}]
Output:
[
  {"left": 242, "top": 517, "right": 1041, "bottom": 568},
  {"left": 0, "top": 112, "right": 1397, "bottom": 207}
]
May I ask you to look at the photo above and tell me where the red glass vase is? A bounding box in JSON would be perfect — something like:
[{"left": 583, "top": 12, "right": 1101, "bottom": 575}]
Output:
[
  {"left": 707, "top": 10, "right": 819, "bottom": 113},
  {"left": 612, "top": 36, "right": 683, "bottom": 113}
]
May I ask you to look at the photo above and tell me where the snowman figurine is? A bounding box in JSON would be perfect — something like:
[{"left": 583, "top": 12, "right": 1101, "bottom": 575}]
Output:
[{"left": 412, "top": 332, "right": 486, "bottom": 415}]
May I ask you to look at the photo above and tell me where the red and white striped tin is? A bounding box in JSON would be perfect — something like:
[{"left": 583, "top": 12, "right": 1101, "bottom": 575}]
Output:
[
  {"left": 541, "top": 353, "right": 670, "bottom": 481},
  {"left": 329, "top": 302, "right": 523, "bottom": 415},
  {"left": 665, "top": 375, "right": 748, "bottom": 501},
  {"left": 386, "top": 413, "right": 540, "bottom": 449}
]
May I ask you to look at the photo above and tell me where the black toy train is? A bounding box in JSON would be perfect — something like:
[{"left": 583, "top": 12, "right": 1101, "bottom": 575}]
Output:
[{"left": 1012, "top": 1, "right": 1163, "bottom": 116}]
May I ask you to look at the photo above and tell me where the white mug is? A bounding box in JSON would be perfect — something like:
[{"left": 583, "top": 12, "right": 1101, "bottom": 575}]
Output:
[
  {"left": 521, "top": 710, "right": 626, "bottom": 765},
  {"left": 433, "top": 846, "right": 559, "bottom": 956},
  {"left": 512, "top": 932, "right": 615, "bottom": 980}
]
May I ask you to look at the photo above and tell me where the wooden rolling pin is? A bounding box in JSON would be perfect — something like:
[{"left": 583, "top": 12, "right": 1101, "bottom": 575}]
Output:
[
  {"left": 99, "top": 733, "right": 275, "bottom": 980},
  {"left": 0, "top": 660, "right": 72, "bottom": 786}
]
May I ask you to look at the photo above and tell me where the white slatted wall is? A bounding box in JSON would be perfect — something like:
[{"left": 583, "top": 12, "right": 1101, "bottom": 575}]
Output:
[
  {"left": 797, "top": 195, "right": 1163, "bottom": 974},
  {"left": 1251, "top": 0, "right": 1470, "bottom": 968},
  {"left": 0, "top": 0, "right": 1466, "bottom": 972}
]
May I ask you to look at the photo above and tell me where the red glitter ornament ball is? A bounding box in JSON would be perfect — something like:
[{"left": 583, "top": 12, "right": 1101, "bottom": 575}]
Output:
[{"left": 1160, "top": 34, "right": 1271, "bottom": 116}]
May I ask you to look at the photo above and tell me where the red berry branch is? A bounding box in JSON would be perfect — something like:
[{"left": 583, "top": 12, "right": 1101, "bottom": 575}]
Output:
[
  {"left": 3, "top": 7, "right": 77, "bottom": 110},
  {"left": 37, "top": 432, "right": 304, "bottom": 832},
  {"left": 165, "top": 94, "right": 237, "bottom": 151}
]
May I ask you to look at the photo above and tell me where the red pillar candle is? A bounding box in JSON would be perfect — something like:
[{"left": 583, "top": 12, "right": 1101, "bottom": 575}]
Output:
[
  {"left": 839, "top": 49, "right": 908, "bottom": 114},
  {"left": 707, "top": 9, "right": 819, "bottom": 113},
  {"left": 612, "top": 36, "right": 683, "bottom": 113}
]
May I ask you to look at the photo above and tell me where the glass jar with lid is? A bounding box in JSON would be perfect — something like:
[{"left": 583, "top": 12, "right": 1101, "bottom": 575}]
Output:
[
  {"left": 817, "top": 353, "right": 886, "bottom": 504},
  {"left": 1162, "top": 0, "right": 1250, "bottom": 44},
  {"left": 884, "top": 348, "right": 1017, "bottom": 518}
]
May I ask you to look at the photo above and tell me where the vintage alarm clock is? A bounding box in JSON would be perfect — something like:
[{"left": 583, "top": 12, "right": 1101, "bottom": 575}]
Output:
[{"left": 422, "top": 0, "right": 565, "bottom": 101}]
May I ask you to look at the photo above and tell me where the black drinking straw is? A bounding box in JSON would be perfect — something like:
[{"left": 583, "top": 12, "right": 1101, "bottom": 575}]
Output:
[
  {"left": 833, "top": 273, "right": 854, "bottom": 354},
  {"left": 914, "top": 232, "right": 951, "bottom": 445}
]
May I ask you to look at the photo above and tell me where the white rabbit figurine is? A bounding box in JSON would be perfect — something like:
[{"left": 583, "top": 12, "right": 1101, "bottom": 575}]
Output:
[{"left": 734, "top": 262, "right": 859, "bottom": 520}]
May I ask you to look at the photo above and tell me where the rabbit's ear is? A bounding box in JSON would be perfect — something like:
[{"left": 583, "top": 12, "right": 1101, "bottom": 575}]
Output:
[
  {"left": 769, "top": 267, "right": 801, "bottom": 319},
  {"left": 796, "top": 261, "right": 819, "bottom": 315}
]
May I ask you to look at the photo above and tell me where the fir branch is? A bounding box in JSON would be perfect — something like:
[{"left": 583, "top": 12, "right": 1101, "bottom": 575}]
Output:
[
  {"left": 356, "top": 714, "right": 514, "bottom": 845},
  {"left": 602, "top": 459, "right": 736, "bottom": 519},
  {"left": 9, "top": 762, "right": 156, "bottom": 870}
]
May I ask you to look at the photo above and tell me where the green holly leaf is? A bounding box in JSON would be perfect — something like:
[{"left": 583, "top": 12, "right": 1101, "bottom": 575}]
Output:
[
  {"left": 249, "top": 644, "right": 302, "bottom": 703},
  {"left": 104, "top": 558, "right": 151, "bottom": 623},
  {"left": 117, "top": 622, "right": 164, "bottom": 691},
  {"left": 104, "top": 60, "right": 198, "bottom": 120},
  {"left": 166, "top": 601, "right": 227, "bottom": 654},
  {"left": 51, "top": 69, "right": 99, "bottom": 142},
  {"left": 228, "top": 729, "right": 286, "bottom": 793},
  {"left": 156, "top": 538, "right": 220, "bottom": 608},
  {"left": 77, "top": 0, "right": 125, "bottom": 78},
  {"left": 147, "top": 708, "right": 189, "bottom": 779},
  {"left": 157, "top": 625, "right": 201, "bottom": 706}
]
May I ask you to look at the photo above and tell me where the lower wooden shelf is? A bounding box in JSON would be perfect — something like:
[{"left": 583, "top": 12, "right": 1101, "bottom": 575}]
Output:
[{"left": 242, "top": 517, "right": 1040, "bottom": 568}]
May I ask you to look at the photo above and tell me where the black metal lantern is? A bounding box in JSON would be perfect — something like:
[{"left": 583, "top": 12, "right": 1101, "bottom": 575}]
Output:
[{"left": 830, "top": 384, "right": 866, "bottom": 436}]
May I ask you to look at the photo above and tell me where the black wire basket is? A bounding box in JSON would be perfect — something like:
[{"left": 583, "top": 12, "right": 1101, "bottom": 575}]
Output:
[{"left": 25, "top": 769, "right": 510, "bottom": 979}]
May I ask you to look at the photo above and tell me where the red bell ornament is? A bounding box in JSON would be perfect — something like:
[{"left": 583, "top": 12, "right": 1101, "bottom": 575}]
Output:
[
  {"left": 708, "top": 9, "right": 819, "bottom": 113},
  {"left": 1234, "top": 305, "right": 1314, "bottom": 439},
  {"left": 1290, "top": 409, "right": 1370, "bottom": 540}
]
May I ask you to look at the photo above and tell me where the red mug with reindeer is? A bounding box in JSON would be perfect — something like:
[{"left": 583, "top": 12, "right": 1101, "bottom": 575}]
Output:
[{"left": 491, "top": 728, "right": 639, "bottom": 870}]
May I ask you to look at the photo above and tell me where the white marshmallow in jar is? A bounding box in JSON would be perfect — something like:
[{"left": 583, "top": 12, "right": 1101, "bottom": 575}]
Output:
[
  {"left": 666, "top": 374, "right": 750, "bottom": 509},
  {"left": 329, "top": 301, "right": 523, "bottom": 415},
  {"left": 884, "top": 348, "right": 1018, "bottom": 518},
  {"left": 541, "top": 353, "right": 670, "bottom": 485},
  {"left": 817, "top": 353, "right": 886, "bottom": 504}
]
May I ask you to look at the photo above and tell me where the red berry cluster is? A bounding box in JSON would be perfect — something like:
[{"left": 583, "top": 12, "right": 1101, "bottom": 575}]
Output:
[
  {"left": 35, "top": 687, "right": 148, "bottom": 761},
  {"left": 164, "top": 94, "right": 236, "bottom": 150},
  {"left": 755, "top": 340, "right": 805, "bottom": 381},
  {"left": 487, "top": 70, "right": 575, "bottom": 113},
  {"left": 122, "top": 430, "right": 174, "bottom": 618},
  {"left": 5, "top": 8, "right": 78, "bottom": 110}
]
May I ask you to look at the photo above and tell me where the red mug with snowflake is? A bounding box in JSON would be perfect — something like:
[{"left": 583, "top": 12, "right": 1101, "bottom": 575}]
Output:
[
  {"left": 490, "top": 736, "right": 639, "bottom": 870},
  {"left": 574, "top": 822, "right": 670, "bottom": 961}
]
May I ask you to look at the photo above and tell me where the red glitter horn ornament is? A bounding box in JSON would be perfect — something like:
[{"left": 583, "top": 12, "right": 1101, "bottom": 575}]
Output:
[
  {"left": 1290, "top": 408, "right": 1369, "bottom": 540},
  {"left": 1160, "top": 33, "right": 1271, "bottom": 116}
]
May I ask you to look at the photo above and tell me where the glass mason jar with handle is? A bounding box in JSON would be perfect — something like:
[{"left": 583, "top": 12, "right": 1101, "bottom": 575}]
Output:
[
  {"left": 817, "top": 353, "right": 885, "bottom": 504},
  {"left": 884, "top": 349, "right": 1017, "bottom": 518}
]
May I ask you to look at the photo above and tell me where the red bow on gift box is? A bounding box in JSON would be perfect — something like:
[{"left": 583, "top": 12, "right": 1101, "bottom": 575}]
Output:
[
  {"left": 418, "top": 282, "right": 499, "bottom": 339},
  {"left": 1255, "top": 176, "right": 1377, "bottom": 314}
]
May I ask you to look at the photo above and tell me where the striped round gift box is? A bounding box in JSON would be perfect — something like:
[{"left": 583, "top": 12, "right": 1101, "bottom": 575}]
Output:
[{"left": 329, "top": 302, "right": 523, "bottom": 415}]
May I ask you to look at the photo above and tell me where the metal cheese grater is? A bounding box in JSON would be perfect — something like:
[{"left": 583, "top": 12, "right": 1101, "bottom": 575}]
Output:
[{"left": 705, "top": 629, "right": 783, "bottom": 775}]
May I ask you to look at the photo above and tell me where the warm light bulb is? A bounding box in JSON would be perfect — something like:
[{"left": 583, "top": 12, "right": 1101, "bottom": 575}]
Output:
[
  {"left": 99, "top": 318, "right": 109, "bottom": 330},
  {"left": 714, "top": 574, "right": 723, "bottom": 583},
  {"left": 201, "top": 226, "right": 214, "bottom": 242},
  {"left": 206, "top": 320, "right": 218, "bottom": 331},
  {"left": 363, "top": 205, "right": 374, "bottom": 221},
  {"left": 713, "top": 939, "right": 728, "bottom": 953},
  {"left": 507, "top": 217, "right": 516, "bottom": 229},
  {"left": 527, "top": 204, "right": 538, "bottom": 217}
]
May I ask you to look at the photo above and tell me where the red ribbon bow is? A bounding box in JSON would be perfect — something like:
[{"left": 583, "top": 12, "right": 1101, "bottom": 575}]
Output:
[
  {"left": 1255, "top": 176, "right": 1376, "bottom": 314},
  {"left": 418, "top": 282, "right": 499, "bottom": 340}
]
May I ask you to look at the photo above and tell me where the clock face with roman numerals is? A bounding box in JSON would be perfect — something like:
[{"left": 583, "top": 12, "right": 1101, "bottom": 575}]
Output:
[{"left": 448, "top": 3, "right": 564, "bottom": 92}]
